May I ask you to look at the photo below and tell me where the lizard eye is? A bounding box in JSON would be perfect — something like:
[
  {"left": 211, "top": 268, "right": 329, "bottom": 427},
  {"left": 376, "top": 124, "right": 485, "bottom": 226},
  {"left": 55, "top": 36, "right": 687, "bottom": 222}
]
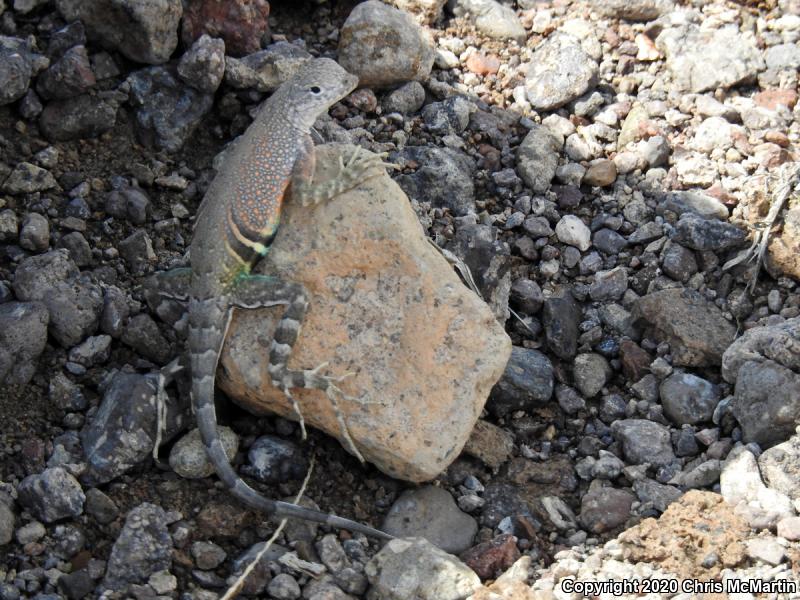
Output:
[{"left": 309, "top": 86, "right": 321, "bottom": 94}]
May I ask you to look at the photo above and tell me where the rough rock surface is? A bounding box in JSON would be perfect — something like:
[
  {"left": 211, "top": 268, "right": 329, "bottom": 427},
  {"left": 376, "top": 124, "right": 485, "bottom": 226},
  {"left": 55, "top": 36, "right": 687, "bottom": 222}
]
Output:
[
  {"left": 632, "top": 288, "right": 736, "bottom": 367},
  {"left": 55, "top": 0, "right": 182, "bottom": 64},
  {"left": 181, "top": 0, "right": 269, "bottom": 57},
  {"left": 524, "top": 33, "right": 598, "bottom": 111},
  {"left": 338, "top": 1, "right": 435, "bottom": 88},
  {"left": 767, "top": 205, "right": 800, "bottom": 280},
  {"left": 619, "top": 490, "right": 748, "bottom": 578},
  {"left": 365, "top": 537, "right": 481, "bottom": 600},
  {"left": 656, "top": 23, "right": 765, "bottom": 93},
  {"left": 218, "top": 145, "right": 511, "bottom": 482},
  {"left": 382, "top": 486, "right": 477, "bottom": 553}
]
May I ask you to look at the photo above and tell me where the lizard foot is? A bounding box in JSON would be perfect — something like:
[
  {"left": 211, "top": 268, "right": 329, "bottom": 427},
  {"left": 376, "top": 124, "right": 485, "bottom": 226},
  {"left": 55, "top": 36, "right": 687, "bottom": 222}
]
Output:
[
  {"left": 279, "top": 383, "right": 308, "bottom": 441},
  {"left": 299, "top": 148, "right": 397, "bottom": 207},
  {"left": 297, "top": 362, "right": 366, "bottom": 463}
]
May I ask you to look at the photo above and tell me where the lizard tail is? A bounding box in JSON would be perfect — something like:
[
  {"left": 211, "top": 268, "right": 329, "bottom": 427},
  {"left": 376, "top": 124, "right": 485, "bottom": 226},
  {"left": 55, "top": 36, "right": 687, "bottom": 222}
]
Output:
[{"left": 188, "top": 298, "right": 392, "bottom": 541}]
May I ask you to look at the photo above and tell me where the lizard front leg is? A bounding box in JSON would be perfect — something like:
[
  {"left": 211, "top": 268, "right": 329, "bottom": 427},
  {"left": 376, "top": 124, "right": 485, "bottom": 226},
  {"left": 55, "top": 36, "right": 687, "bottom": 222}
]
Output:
[
  {"left": 230, "top": 274, "right": 365, "bottom": 463},
  {"left": 290, "top": 138, "right": 396, "bottom": 207}
]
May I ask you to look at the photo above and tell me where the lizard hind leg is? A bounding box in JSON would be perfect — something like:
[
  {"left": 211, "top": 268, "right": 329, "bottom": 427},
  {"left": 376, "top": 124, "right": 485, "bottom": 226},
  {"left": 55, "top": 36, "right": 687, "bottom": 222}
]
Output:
[{"left": 231, "top": 274, "right": 365, "bottom": 463}]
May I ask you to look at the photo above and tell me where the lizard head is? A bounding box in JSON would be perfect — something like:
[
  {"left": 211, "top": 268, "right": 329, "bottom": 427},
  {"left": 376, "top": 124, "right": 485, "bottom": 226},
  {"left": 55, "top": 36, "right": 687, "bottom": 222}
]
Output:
[{"left": 284, "top": 58, "right": 359, "bottom": 130}]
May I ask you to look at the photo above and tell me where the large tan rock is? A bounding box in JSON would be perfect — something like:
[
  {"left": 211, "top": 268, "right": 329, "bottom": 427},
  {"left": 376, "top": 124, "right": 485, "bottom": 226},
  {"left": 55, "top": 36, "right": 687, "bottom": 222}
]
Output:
[{"left": 218, "top": 144, "right": 511, "bottom": 482}]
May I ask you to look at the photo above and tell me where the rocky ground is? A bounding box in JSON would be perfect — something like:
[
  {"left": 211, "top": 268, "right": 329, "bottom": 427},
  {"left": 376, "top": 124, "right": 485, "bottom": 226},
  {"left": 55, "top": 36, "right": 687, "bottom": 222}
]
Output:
[{"left": 1, "top": 0, "right": 800, "bottom": 598}]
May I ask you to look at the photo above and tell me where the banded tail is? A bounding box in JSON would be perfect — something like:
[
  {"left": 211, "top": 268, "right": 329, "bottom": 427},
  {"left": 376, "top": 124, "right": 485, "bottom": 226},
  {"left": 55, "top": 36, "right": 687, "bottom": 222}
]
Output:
[{"left": 187, "top": 296, "right": 392, "bottom": 540}]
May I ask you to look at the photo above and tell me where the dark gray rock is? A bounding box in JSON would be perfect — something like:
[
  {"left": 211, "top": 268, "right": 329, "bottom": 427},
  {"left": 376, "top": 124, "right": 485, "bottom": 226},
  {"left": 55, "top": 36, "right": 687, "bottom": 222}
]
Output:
[
  {"left": 19, "top": 213, "right": 50, "bottom": 252},
  {"left": 102, "top": 503, "right": 172, "bottom": 591},
  {"left": 0, "top": 36, "right": 37, "bottom": 106},
  {"left": 0, "top": 501, "right": 14, "bottom": 546},
  {"left": 0, "top": 209, "right": 19, "bottom": 241},
  {"left": 18, "top": 467, "right": 85, "bottom": 523},
  {"left": 543, "top": 288, "right": 581, "bottom": 360},
  {"left": 516, "top": 124, "right": 562, "bottom": 193},
  {"left": 731, "top": 360, "right": 800, "bottom": 448},
  {"left": 555, "top": 384, "right": 586, "bottom": 415},
  {"left": 421, "top": 96, "right": 474, "bottom": 135},
  {"left": 13, "top": 250, "right": 103, "bottom": 348},
  {"left": 223, "top": 42, "right": 311, "bottom": 92},
  {"left": 120, "top": 313, "right": 171, "bottom": 364},
  {"left": 579, "top": 486, "right": 635, "bottom": 533},
  {"left": 632, "top": 288, "right": 736, "bottom": 367},
  {"left": 177, "top": 34, "right": 225, "bottom": 93},
  {"left": 573, "top": 353, "right": 611, "bottom": 398},
  {"left": 593, "top": 228, "right": 627, "bottom": 254},
  {"left": 525, "top": 33, "right": 598, "bottom": 110},
  {"left": 480, "top": 482, "right": 533, "bottom": 528},
  {"left": 0, "top": 301, "right": 48, "bottom": 385},
  {"left": 81, "top": 371, "right": 187, "bottom": 485},
  {"left": 118, "top": 229, "right": 156, "bottom": 274},
  {"left": 721, "top": 317, "right": 800, "bottom": 384},
  {"left": 487, "top": 346, "right": 553, "bottom": 417},
  {"left": 660, "top": 371, "right": 720, "bottom": 426},
  {"left": 105, "top": 186, "right": 151, "bottom": 225},
  {"left": 84, "top": 487, "right": 119, "bottom": 524},
  {"left": 658, "top": 191, "right": 728, "bottom": 220},
  {"left": 47, "top": 21, "right": 87, "bottom": 59},
  {"left": 522, "top": 216, "right": 553, "bottom": 239},
  {"left": 382, "top": 81, "right": 425, "bottom": 114},
  {"left": 509, "top": 278, "right": 543, "bottom": 314},
  {"left": 100, "top": 286, "right": 130, "bottom": 338},
  {"left": 58, "top": 570, "right": 95, "bottom": 600},
  {"left": 36, "top": 45, "right": 95, "bottom": 100},
  {"left": 632, "top": 478, "right": 681, "bottom": 512},
  {"left": 661, "top": 242, "right": 698, "bottom": 282},
  {"left": 589, "top": 267, "right": 628, "bottom": 302},
  {"left": 382, "top": 486, "right": 477, "bottom": 553},
  {"left": 58, "top": 231, "right": 93, "bottom": 267},
  {"left": 611, "top": 419, "right": 676, "bottom": 466},
  {"left": 241, "top": 434, "right": 308, "bottom": 484},
  {"left": 68, "top": 334, "right": 112, "bottom": 368},
  {"left": 39, "top": 94, "right": 118, "bottom": 142},
  {"left": 448, "top": 224, "right": 511, "bottom": 320},
  {"left": 673, "top": 213, "right": 747, "bottom": 252},
  {"left": 395, "top": 146, "right": 476, "bottom": 216},
  {"left": 54, "top": 0, "right": 182, "bottom": 65},
  {"left": 127, "top": 66, "right": 213, "bottom": 152}
]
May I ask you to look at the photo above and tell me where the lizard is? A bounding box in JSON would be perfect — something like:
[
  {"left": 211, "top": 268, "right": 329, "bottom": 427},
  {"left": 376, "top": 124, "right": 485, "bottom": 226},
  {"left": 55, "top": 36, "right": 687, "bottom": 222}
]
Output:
[{"left": 149, "top": 58, "right": 393, "bottom": 540}]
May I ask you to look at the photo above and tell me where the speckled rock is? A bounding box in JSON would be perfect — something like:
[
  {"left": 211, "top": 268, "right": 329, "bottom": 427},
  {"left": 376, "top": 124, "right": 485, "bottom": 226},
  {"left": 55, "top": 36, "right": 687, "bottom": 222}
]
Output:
[
  {"left": 55, "top": 0, "right": 182, "bottom": 64},
  {"left": 181, "top": 0, "right": 269, "bottom": 56},
  {"left": 633, "top": 288, "right": 736, "bottom": 367},
  {"left": 0, "top": 301, "right": 49, "bottom": 386},
  {"left": 18, "top": 467, "right": 85, "bottom": 523},
  {"left": 338, "top": 1, "right": 435, "bottom": 88},
  {"left": 218, "top": 146, "right": 511, "bottom": 482},
  {"left": 524, "top": 33, "right": 598, "bottom": 111},
  {"left": 656, "top": 23, "right": 764, "bottom": 93},
  {"left": 102, "top": 503, "right": 172, "bottom": 591},
  {"left": 169, "top": 427, "right": 238, "bottom": 479},
  {"left": 365, "top": 537, "right": 481, "bottom": 600}
]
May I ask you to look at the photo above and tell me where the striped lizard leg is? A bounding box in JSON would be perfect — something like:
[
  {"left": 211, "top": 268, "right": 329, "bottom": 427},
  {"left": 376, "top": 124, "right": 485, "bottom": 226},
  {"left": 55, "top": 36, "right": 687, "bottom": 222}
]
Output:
[
  {"left": 291, "top": 140, "right": 398, "bottom": 207},
  {"left": 231, "top": 275, "right": 365, "bottom": 463}
]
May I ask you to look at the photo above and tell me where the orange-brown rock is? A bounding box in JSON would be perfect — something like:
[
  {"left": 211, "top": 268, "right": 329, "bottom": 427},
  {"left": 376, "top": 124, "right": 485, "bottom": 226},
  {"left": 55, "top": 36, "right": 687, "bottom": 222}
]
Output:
[
  {"left": 618, "top": 490, "right": 748, "bottom": 579},
  {"left": 218, "top": 145, "right": 511, "bottom": 482},
  {"left": 768, "top": 206, "right": 800, "bottom": 281},
  {"left": 181, "top": 0, "right": 270, "bottom": 57}
]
